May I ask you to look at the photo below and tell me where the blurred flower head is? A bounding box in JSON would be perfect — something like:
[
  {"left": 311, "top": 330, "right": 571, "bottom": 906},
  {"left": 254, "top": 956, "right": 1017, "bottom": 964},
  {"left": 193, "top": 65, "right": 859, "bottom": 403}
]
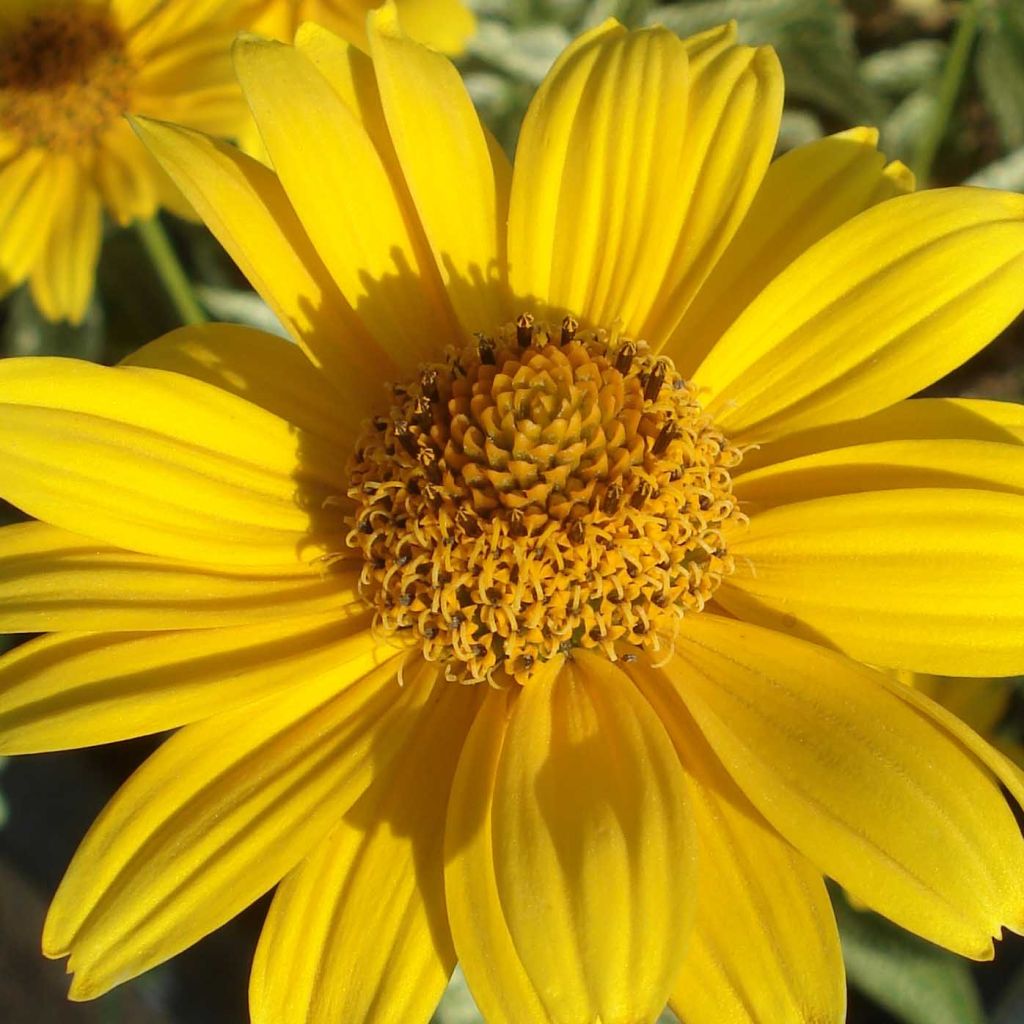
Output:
[
  {"left": 0, "top": 0, "right": 250, "bottom": 323},
  {"left": 1, "top": 9, "right": 1024, "bottom": 1024}
]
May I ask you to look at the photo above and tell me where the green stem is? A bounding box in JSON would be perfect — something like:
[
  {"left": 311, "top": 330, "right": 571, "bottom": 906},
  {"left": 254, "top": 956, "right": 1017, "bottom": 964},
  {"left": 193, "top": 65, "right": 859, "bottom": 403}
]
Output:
[
  {"left": 911, "top": 0, "right": 982, "bottom": 187},
  {"left": 134, "top": 217, "right": 207, "bottom": 326}
]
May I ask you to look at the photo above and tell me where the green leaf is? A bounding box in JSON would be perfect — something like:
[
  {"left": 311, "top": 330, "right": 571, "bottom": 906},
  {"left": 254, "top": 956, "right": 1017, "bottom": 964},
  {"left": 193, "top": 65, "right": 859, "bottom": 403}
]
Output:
[
  {"left": 977, "top": 0, "right": 1024, "bottom": 151},
  {"left": 861, "top": 40, "right": 947, "bottom": 98},
  {"left": 1, "top": 287, "right": 105, "bottom": 361},
  {"left": 650, "top": 0, "right": 885, "bottom": 125},
  {"left": 967, "top": 144, "right": 1024, "bottom": 191},
  {"left": 833, "top": 891, "right": 986, "bottom": 1024}
]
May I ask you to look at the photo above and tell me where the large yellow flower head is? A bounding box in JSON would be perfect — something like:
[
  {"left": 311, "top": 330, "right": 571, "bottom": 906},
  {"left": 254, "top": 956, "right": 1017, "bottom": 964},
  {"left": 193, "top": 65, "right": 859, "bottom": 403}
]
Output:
[
  {"left": 2, "top": 10, "right": 1024, "bottom": 1024},
  {"left": 0, "top": 0, "right": 249, "bottom": 323}
]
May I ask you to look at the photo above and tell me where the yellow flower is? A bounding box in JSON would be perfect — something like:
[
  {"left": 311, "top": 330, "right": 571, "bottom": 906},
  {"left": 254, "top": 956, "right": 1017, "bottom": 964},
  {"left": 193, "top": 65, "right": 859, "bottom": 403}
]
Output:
[
  {"left": 0, "top": 0, "right": 249, "bottom": 324},
  {"left": 2, "top": 12, "right": 1024, "bottom": 1024},
  {"left": 242, "top": 0, "right": 475, "bottom": 53}
]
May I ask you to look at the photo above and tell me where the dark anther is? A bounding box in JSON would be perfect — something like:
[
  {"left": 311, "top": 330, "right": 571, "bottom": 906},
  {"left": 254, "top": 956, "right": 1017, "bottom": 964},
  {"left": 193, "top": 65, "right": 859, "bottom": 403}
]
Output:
[
  {"left": 615, "top": 341, "right": 636, "bottom": 375},
  {"left": 521, "top": 654, "right": 535, "bottom": 670},
  {"left": 630, "top": 480, "right": 653, "bottom": 509},
  {"left": 589, "top": 626, "right": 603, "bottom": 640},
  {"left": 399, "top": 592, "right": 413, "bottom": 607},
  {"left": 621, "top": 653, "right": 638, "bottom": 663},
  {"left": 394, "top": 421, "right": 419, "bottom": 457},
  {"left": 391, "top": 382, "right": 407, "bottom": 398},
  {"left": 560, "top": 315, "right": 579, "bottom": 345},
  {"left": 423, "top": 625, "right": 439, "bottom": 639},
  {"left": 644, "top": 360, "right": 668, "bottom": 402},
  {"left": 601, "top": 483, "right": 623, "bottom": 515},
  {"left": 456, "top": 508, "right": 482, "bottom": 537},
  {"left": 673, "top": 377, "right": 686, "bottom": 390},
  {"left": 508, "top": 510, "right": 528, "bottom": 538},
  {"left": 476, "top": 333, "right": 496, "bottom": 364},
  {"left": 633, "top": 622, "right": 648, "bottom": 635},
  {"left": 358, "top": 518, "right": 374, "bottom": 534},
  {"left": 653, "top": 420, "right": 676, "bottom": 455},
  {"left": 568, "top": 518, "right": 585, "bottom": 545},
  {"left": 698, "top": 493, "right": 713, "bottom": 511},
  {"left": 418, "top": 447, "right": 442, "bottom": 484},
  {"left": 449, "top": 612, "right": 465, "bottom": 628},
  {"left": 516, "top": 312, "right": 535, "bottom": 348},
  {"left": 412, "top": 396, "right": 433, "bottom": 431},
  {"left": 420, "top": 368, "right": 439, "bottom": 402},
  {"left": 373, "top": 416, "right": 388, "bottom": 432},
  {"left": 396, "top": 552, "right": 412, "bottom": 567}
]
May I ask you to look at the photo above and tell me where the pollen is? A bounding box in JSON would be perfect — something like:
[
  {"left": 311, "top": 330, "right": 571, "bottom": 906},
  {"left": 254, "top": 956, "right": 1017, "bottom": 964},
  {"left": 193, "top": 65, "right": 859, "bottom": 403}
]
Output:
[
  {"left": 0, "top": 5, "right": 134, "bottom": 151},
  {"left": 346, "top": 316, "right": 745, "bottom": 686}
]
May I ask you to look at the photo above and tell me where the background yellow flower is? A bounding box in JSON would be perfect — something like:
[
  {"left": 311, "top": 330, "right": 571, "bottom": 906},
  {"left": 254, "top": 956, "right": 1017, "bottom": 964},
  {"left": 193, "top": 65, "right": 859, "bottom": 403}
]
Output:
[{"left": 0, "top": 0, "right": 249, "bottom": 324}]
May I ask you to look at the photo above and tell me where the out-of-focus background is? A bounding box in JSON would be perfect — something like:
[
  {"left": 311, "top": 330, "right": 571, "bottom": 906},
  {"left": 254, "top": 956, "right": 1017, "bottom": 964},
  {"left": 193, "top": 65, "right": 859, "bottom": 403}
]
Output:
[{"left": 2, "top": 0, "right": 1024, "bottom": 1022}]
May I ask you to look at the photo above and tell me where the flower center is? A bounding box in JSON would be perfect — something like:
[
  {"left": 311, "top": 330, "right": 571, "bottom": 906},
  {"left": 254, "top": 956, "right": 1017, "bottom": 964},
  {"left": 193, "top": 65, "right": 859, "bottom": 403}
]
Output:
[
  {"left": 347, "top": 316, "right": 745, "bottom": 685},
  {"left": 0, "top": 5, "right": 134, "bottom": 151}
]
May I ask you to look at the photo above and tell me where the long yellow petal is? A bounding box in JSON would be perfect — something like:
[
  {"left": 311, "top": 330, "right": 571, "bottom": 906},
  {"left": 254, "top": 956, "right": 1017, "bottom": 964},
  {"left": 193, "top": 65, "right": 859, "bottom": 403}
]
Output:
[
  {"left": 633, "top": 660, "right": 845, "bottom": 1024},
  {"left": 233, "top": 33, "right": 459, "bottom": 368},
  {"left": 668, "top": 614, "right": 1024, "bottom": 957},
  {"left": 44, "top": 647, "right": 427, "bottom": 999},
  {"left": 721, "top": 488, "right": 1024, "bottom": 676},
  {"left": 488, "top": 654, "right": 696, "bottom": 1024},
  {"left": 444, "top": 685, "right": 548, "bottom": 1024},
  {"left": 132, "top": 116, "right": 395, "bottom": 407},
  {"left": 0, "top": 521, "right": 357, "bottom": 633},
  {"left": 124, "top": 323, "right": 352, "bottom": 449},
  {"left": 667, "top": 128, "right": 912, "bottom": 374},
  {"left": 0, "top": 357, "right": 348, "bottom": 566},
  {"left": 250, "top": 665, "right": 481, "bottom": 1024},
  {"left": 0, "top": 610, "right": 373, "bottom": 753},
  {"left": 695, "top": 188, "right": 1024, "bottom": 444},
  {"left": 738, "top": 396, "right": 1024, "bottom": 474},
  {"left": 734, "top": 438, "right": 1024, "bottom": 511},
  {"left": 366, "top": 10, "right": 509, "bottom": 334},
  {"left": 95, "top": 119, "right": 160, "bottom": 226},
  {"left": 29, "top": 173, "right": 102, "bottom": 325},
  {"left": 0, "top": 150, "right": 59, "bottom": 296}
]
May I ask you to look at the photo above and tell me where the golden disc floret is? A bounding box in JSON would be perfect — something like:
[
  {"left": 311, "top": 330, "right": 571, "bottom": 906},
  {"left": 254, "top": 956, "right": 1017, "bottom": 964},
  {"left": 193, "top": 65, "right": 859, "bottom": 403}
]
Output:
[
  {"left": 346, "top": 316, "right": 745, "bottom": 685},
  {"left": 0, "top": 5, "right": 134, "bottom": 151}
]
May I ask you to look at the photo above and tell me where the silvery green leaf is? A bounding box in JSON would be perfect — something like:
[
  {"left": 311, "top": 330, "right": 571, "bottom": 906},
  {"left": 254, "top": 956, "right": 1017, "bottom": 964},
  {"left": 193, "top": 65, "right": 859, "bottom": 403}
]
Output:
[
  {"left": 834, "top": 893, "right": 985, "bottom": 1024},
  {"left": 778, "top": 108, "right": 825, "bottom": 151},
  {"left": 468, "top": 20, "right": 571, "bottom": 84},
  {"left": 432, "top": 966, "right": 482, "bottom": 1024},
  {"left": 861, "top": 40, "right": 947, "bottom": 98},
  {"left": 966, "top": 145, "right": 1024, "bottom": 191},
  {"left": 582, "top": 0, "right": 654, "bottom": 29},
  {"left": 977, "top": 0, "right": 1024, "bottom": 151},
  {"left": 194, "top": 286, "right": 288, "bottom": 339},
  {"left": 465, "top": 70, "right": 519, "bottom": 118},
  {"left": 651, "top": 0, "right": 884, "bottom": 125},
  {"left": 881, "top": 88, "right": 938, "bottom": 165}
]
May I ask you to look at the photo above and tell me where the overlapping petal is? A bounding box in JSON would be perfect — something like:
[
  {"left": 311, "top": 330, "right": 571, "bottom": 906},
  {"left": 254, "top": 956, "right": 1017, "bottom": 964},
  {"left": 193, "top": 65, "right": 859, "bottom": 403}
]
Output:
[
  {"left": 694, "top": 188, "right": 1024, "bottom": 443},
  {"left": 0, "top": 521, "right": 357, "bottom": 633},
  {"left": 447, "top": 655, "right": 696, "bottom": 1024},
  {"left": 43, "top": 648, "right": 422, "bottom": 999},
  {"left": 667, "top": 127, "right": 913, "bottom": 374},
  {"left": 668, "top": 614, "right": 1024, "bottom": 957},
  {"left": 251, "top": 664, "right": 481, "bottom": 1024},
  {"left": 0, "top": 609, "right": 373, "bottom": 752},
  {"left": 634, "top": 660, "right": 845, "bottom": 1024},
  {"left": 0, "top": 357, "right": 347, "bottom": 566},
  {"left": 720, "top": 488, "right": 1024, "bottom": 675}
]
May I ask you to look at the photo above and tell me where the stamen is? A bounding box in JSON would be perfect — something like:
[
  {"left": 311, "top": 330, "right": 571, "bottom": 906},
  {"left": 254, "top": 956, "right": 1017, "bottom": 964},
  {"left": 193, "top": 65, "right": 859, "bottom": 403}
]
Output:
[{"left": 346, "top": 315, "right": 744, "bottom": 686}]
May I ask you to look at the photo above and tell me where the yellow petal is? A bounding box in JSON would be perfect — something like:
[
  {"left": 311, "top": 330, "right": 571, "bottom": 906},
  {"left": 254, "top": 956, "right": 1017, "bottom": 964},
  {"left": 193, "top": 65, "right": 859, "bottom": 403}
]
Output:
[
  {"left": 638, "top": 41, "right": 783, "bottom": 347},
  {"left": 668, "top": 613, "right": 1024, "bottom": 957},
  {"left": 667, "top": 128, "right": 913, "bottom": 374},
  {"left": 95, "top": 119, "right": 160, "bottom": 226},
  {"left": 633, "top": 660, "right": 845, "bottom": 1024},
  {"left": 721, "top": 488, "right": 1024, "bottom": 676},
  {"left": 444, "top": 685, "right": 548, "bottom": 1024},
  {"left": 0, "top": 610, "right": 372, "bottom": 753},
  {"left": 738, "top": 396, "right": 1024, "bottom": 474},
  {"left": 132, "top": 116, "right": 396, "bottom": 405},
  {"left": 233, "top": 33, "right": 458, "bottom": 367},
  {"left": 44, "top": 647, "right": 428, "bottom": 999},
  {"left": 734, "top": 438, "right": 1024, "bottom": 511},
  {"left": 0, "top": 357, "right": 346, "bottom": 566},
  {"left": 367, "top": 8, "right": 509, "bottom": 335},
  {"left": 486, "top": 654, "right": 695, "bottom": 1024},
  {"left": 29, "top": 175, "right": 102, "bottom": 325},
  {"left": 695, "top": 188, "right": 1024, "bottom": 444},
  {"left": 250, "top": 665, "right": 481, "bottom": 1024},
  {"left": 509, "top": 23, "right": 780, "bottom": 346},
  {"left": 393, "top": 0, "right": 475, "bottom": 54},
  {"left": 0, "top": 150, "right": 59, "bottom": 296},
  {"left": 0, "top": 520, "right": 357, "bottom": 633},
  {"left": 124, "top": 323, "right": 352, "bottom": 448}
]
